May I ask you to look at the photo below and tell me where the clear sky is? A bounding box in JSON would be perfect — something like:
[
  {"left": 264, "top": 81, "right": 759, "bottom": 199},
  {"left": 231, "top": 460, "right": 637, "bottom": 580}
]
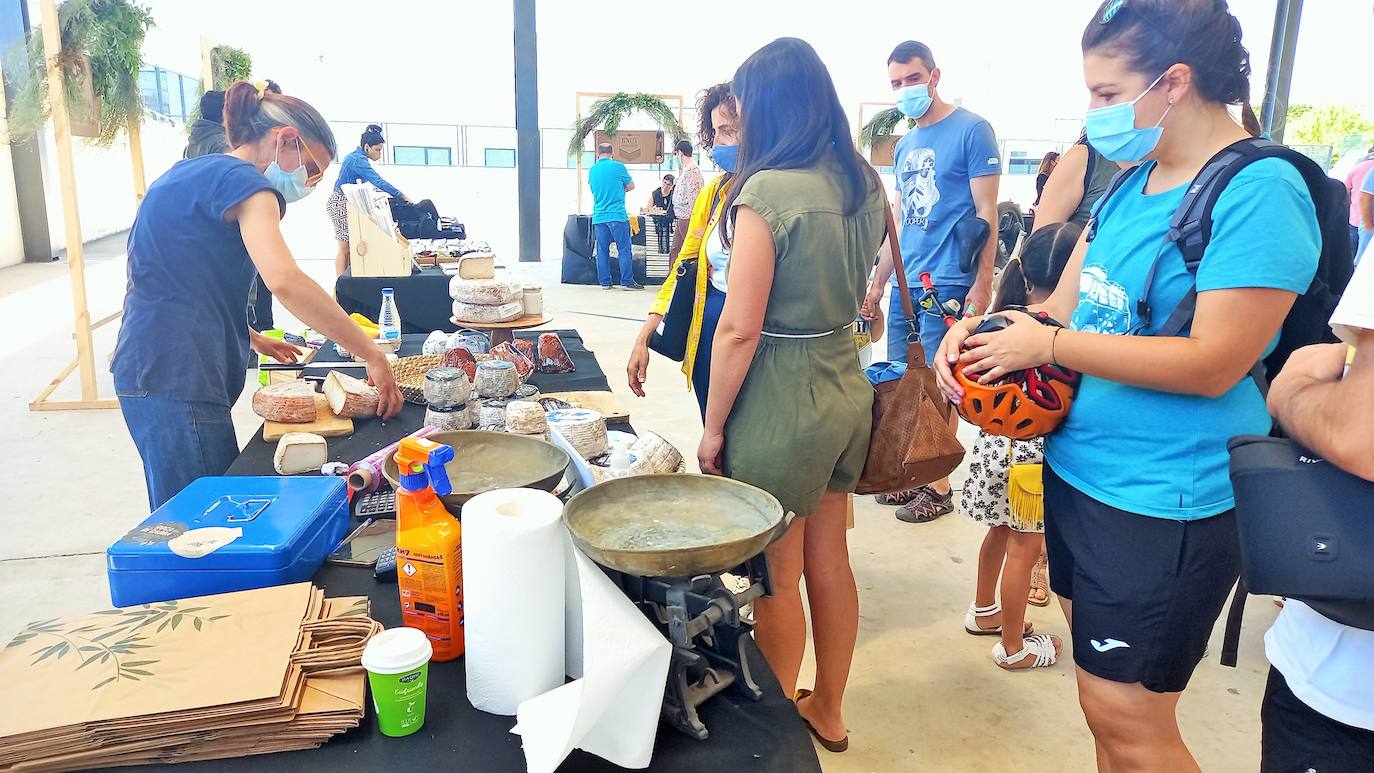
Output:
[{"left": 126, "top": 0, "right": 1368, "bottom": 143}]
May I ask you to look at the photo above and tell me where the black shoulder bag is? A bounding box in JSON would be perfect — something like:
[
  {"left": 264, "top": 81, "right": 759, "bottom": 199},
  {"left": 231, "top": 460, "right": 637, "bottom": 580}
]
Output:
[{"left": 648, "top": 183, "right": 726, "bottom": 362}]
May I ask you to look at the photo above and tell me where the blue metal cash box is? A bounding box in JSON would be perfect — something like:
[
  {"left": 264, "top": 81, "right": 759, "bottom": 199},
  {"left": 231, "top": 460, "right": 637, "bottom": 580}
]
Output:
[{"left": 106, "top": 477, "right": 350, "bottom": 607}]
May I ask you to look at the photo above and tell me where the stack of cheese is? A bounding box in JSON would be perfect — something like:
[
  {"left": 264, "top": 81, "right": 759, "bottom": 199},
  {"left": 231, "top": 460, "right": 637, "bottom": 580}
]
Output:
[
  {"left": 449, "top": 257, "right": 524, "bottom": 324},
  {"left": 252, "top": 373, "right": 380, "bottom": 475}
]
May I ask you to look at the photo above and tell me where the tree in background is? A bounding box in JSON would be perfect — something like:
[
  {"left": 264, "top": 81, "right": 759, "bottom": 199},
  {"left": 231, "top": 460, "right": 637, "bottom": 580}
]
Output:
[{"left": 1284, "top": 104, "right": 1374, "bottom": 164}]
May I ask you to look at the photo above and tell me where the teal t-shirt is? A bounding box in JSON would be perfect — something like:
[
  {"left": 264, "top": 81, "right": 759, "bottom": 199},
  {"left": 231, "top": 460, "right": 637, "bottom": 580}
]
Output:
[
  {"left": 588, "top": 157, "right": 632, "bottom": 224},
  {"left": 1046, "top": 158, "right": 1320, "bottom": 520}
]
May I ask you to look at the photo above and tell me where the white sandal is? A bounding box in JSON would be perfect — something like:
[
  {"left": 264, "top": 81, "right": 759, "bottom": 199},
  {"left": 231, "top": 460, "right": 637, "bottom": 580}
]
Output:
[
  {"left": 993, "top": 634, "right": 1061, "bottom": 670},
  {"left": 963, "top": 603, "right": 1033, "bottom": 636}
]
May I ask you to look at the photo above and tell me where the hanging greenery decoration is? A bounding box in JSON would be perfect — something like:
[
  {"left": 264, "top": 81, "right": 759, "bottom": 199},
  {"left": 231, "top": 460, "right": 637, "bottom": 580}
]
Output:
[
  {"left": 210, "top": 45, "right": 251, "bottom": 91},
  {"left": 1, "top": 0, "right": 154, "bottom": 147},
  {"left": 566, "top": 92, "right": 688, "bottom": 158},
  {"left": 859, "top": 107, "right": 915, "bottom": 150}
]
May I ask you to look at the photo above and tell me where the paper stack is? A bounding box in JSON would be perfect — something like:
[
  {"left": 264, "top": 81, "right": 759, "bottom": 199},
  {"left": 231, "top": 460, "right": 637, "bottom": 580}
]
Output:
[{"left": 0, "top": 583, "right": 381, "bottom": 772}]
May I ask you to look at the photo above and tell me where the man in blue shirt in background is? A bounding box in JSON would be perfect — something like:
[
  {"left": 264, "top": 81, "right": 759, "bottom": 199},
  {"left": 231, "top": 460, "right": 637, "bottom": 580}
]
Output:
[
  {"left": 863, "top": 39, "right": 1002, "bottom": 523},
  {"left": 588, "top": 143, "right": 643, "bottom": 290}
]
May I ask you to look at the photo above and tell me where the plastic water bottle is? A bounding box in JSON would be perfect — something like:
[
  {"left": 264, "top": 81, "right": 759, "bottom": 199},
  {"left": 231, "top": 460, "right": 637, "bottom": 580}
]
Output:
[
  {"left": 379, "top": 288, "right": 402, "bottom": 342},
  {"left": 602, "top": 439, "right": 634, "bottom": 481}
]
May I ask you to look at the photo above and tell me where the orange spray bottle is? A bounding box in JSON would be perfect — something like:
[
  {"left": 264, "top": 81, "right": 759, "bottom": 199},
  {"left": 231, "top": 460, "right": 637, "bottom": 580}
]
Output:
[{"left": 393, "top": 437, "right": 464, "bottom": 661}]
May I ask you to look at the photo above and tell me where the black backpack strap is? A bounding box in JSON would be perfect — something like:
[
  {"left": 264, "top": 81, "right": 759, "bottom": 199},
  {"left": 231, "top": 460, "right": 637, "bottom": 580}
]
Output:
[
  {"left": 1220, "top": 576, "right": 1248, "bottom": 668},
  {"left": 1139, "top": 139, "right": 1275, "bottom": 331},
  {"left": 1084, "top": 164, "right": 1144, "bottom": 244}
]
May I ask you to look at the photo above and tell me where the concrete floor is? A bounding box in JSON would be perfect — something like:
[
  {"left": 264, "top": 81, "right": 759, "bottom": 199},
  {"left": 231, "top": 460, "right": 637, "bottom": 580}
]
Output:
[{"left": 0, "top": 231, "right": 1277, "bottom": 771}]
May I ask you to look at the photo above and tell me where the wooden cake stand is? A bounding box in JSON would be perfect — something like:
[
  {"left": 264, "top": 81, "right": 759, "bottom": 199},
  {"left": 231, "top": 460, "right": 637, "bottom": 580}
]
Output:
[{"left": 450, "top": 313, "right": 551, "bottom": 346}]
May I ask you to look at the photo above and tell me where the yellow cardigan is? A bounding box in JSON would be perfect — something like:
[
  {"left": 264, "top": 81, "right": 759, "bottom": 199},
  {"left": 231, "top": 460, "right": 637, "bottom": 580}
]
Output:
[{"left": 649, "top": 174, "right": 730, "bottom": 385}]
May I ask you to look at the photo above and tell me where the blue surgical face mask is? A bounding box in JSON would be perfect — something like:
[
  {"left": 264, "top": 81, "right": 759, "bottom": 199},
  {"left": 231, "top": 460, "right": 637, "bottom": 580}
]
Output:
[
  {"left": 896, "top": 83, "right": 932, "bottom": 119},
  {"left": 1084, "top": 71, "right": 1173, "bottom": 163},
  {"left": 264, "top": 137, "right": 315, "bottom": 204},
  {"left": 712, "top": 143, "right": 739, "bottom": 173}
]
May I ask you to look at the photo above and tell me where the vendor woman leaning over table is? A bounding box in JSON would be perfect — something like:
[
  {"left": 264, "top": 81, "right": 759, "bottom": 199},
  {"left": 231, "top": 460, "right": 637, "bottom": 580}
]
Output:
[
  {"left": 698, "top": 39, "right": 886, "bottom": 754},
  {"left": 112, "top": 81, "right": 403, "bottom": 511},
  {"left": 326, "top": 124, "right": 411, "bottom": 276},
  {"left": 626, "top": 81, "right": 739, "bottom": 419}
]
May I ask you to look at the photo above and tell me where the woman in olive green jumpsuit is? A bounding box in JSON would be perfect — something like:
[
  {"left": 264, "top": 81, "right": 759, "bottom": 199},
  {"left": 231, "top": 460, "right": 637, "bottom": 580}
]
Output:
[{"left": 697, "top": 38, "right": 886, "bottom": 753}]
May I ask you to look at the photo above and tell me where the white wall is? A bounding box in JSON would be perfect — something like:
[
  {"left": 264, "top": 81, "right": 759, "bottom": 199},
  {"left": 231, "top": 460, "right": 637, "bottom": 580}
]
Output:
[{"left": 40, "top": 115, "right": 188, "bottom": 254}]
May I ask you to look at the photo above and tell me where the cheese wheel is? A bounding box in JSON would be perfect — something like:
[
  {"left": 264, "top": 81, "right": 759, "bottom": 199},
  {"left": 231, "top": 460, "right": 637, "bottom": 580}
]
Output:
[
  {"left": 452, "top": 300, "right": 524, "bottom": 324},
  {"left": 252, "top": 381, "right": 317, "bottom": 423},
  {"left": 474, "top": 360, "right": 519, "bottom": 398},
  {"left": 505, "top": 400, "right": 547, "bottom": 434},
  {"left": 456, "top": 254, "right": 495, "bottom": 280},
  {"left": 629, "top": 431, "right": 684, "bottom": 475},
  {"left": 477, "top": 398, "right": 511, "bottom": 429},
  {"left": 545, "top": 408, "right": 609, "bottom": 460},
  {"left": 449, "top": 277, "right": 519, "bottom": 305},
  {"left": 273, "top": 432, "right": 327, "bottom": 474},
  {"left": 324, "top": 371, "right": 380, "bottom": 418}
]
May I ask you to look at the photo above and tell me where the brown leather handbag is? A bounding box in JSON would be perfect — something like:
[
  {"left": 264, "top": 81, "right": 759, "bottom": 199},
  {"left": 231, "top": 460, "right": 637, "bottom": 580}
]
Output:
[{"left": 855, "top": 202, "right": 966, "bottom": 495}]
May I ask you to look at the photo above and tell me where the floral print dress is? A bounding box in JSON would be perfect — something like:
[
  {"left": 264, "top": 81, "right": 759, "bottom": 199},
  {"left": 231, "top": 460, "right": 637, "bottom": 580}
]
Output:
[{"left": 959, "top": 430, "right": 1045, "bottom": 533}]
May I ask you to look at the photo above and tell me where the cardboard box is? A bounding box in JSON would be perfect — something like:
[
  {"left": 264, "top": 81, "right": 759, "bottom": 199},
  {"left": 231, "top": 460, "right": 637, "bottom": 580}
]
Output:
[{"left": 594, "top": 129, "right": 665, "bottom": 165}]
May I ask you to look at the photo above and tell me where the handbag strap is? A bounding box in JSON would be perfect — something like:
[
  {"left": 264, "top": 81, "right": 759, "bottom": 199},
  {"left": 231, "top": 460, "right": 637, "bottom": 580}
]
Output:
[{"left": 881, "top": 195, "right": 921, "bottom": 348}]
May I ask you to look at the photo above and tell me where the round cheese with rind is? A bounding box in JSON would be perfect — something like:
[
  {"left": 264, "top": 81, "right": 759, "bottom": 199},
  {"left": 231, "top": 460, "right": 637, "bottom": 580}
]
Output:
[
  {"left": 449, "top": 277, "right": 519, "bottom": 305},
  {"left": 452, "top": 300, "right": 524, "bottom": 324},
  {"left": 505, "top": 400, "right": 546, "bottom": 434},
  {"left": 253, "top": 380, "right": 317, "bottom": 423},
  {"left": 324, "top": 370, "right": 380, "bottom": 418}
]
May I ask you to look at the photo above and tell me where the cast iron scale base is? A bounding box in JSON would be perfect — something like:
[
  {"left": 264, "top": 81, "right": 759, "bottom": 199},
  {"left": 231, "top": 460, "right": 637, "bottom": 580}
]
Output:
[{"left": 604, "top": 555, "right": 773, "bottom": 740}]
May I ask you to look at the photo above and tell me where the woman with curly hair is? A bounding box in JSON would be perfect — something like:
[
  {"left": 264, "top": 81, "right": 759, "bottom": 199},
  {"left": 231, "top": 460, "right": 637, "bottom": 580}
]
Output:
[{"left": 627, "top": 81, "right": 740, "bottom": 418}]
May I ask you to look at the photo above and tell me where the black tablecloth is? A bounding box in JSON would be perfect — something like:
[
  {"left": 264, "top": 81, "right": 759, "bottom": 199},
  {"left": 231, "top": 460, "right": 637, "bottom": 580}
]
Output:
[
  {"left": 335, "top": 266, "right": 457, "bottom": 335},
  {"left": 231, "top": 331, "right": 617, "bottom": 476},
  {"left": 206, "top": 331, "right": 823, "bottom": 773}
]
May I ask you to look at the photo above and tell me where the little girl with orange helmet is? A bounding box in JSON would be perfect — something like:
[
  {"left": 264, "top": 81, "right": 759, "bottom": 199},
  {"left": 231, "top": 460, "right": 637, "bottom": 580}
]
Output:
[{"left": 959, "top": 222, "right": 1079, "bottom": 670}]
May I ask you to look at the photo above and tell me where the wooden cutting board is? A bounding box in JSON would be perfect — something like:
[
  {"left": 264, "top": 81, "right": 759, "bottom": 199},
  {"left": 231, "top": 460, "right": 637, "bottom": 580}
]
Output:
[
  {"left": 543, "top": 391, "right": 630, "bottom": 422},
  {"left": 263, "top": 394, "right": 354, "bottom": 441}
]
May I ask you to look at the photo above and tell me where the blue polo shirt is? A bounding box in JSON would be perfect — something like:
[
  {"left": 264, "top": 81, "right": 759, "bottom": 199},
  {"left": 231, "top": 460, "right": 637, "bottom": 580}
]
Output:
[
  {"left": 112, "top": 155, "right": 285, "bottom": 405},
  {"left": 588, "top": 156, "right": 632, "bottom": 225}
]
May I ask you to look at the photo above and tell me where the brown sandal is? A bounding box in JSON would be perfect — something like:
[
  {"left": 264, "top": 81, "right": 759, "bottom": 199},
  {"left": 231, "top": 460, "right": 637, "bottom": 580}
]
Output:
[
  {"left": 794, "top": 689, "right": 848, "bottom": 753},
  {"left": 1028, "top": 554, "right": 1051, "bottom": 607}
]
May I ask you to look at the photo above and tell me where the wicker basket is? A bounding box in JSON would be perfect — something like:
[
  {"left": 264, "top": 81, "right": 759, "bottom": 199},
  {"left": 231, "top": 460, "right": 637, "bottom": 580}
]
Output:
[{"left": 391, "top": 354, "right": 443, "bottom": 405}]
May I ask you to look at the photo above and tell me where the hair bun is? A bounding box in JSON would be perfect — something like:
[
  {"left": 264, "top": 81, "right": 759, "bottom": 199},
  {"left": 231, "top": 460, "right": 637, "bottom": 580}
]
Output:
[{"left": 366, "top": 124, "right": 383, "bottom": 133}]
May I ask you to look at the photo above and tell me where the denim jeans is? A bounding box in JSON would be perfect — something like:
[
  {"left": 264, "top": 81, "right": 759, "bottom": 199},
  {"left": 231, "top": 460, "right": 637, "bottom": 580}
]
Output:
[
  {"left": 593, "top": 220, "right": 635, "bottom": 287},
  {"left": 887, "top": 282, "right": 970, "bottom": 364},
  {"left": 119, "top": 391, "right": 240, "bottom": 511}
]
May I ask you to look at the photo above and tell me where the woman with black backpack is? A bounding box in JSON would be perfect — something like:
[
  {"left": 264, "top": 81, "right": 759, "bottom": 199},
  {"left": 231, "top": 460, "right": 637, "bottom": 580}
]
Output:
[{"left": 935, "top": 1, "right": 1321, "bottom": 768}]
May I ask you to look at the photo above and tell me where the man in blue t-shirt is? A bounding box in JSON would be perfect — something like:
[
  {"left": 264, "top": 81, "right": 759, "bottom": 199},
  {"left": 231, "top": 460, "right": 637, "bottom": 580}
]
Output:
[
  {"left": 865, "top": 40, "right": 1002, "bottom": 365},
  {"left": 588, "top": 143, "right": 643, "bottom": 290},
  {"left": 863, "top": 39, "right": 1002, "bottom": 522}
]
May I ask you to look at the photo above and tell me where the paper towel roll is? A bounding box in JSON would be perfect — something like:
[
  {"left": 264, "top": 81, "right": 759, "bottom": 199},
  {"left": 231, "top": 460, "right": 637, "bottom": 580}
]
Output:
[{"left": 463, "top": 488, "right": 567, "bottom": 716}]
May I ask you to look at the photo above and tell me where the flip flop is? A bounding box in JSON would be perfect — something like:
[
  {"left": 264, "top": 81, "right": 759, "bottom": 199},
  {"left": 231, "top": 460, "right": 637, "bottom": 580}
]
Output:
[{"left": 794, "top": 689, "right": 848, "bottom": 753}]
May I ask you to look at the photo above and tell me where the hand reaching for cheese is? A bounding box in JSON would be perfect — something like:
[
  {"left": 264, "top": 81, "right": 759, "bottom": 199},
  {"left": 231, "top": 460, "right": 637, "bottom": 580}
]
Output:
[
  {"left": 364, "top": 353, "right": 404, "bottom": 419},
  {"left": 249, "top": 329, "right": 303, "bottom": 364}
]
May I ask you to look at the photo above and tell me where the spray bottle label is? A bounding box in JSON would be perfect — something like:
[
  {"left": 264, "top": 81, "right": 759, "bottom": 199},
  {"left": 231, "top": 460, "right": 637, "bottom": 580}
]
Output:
[{"left": 397, "top": 540, "right": 464, "bottom": 658}]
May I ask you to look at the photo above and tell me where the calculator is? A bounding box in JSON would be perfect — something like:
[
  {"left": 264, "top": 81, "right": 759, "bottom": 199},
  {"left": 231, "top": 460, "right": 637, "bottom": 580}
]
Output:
[{"left": 355, "top": 488, "right": 397, "bottom": 519}]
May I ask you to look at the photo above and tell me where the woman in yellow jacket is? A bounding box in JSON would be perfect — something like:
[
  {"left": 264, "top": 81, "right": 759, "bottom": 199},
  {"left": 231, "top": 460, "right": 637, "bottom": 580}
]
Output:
[{"left": 628, "top": 83, "right": 739, "bottom": 418}]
